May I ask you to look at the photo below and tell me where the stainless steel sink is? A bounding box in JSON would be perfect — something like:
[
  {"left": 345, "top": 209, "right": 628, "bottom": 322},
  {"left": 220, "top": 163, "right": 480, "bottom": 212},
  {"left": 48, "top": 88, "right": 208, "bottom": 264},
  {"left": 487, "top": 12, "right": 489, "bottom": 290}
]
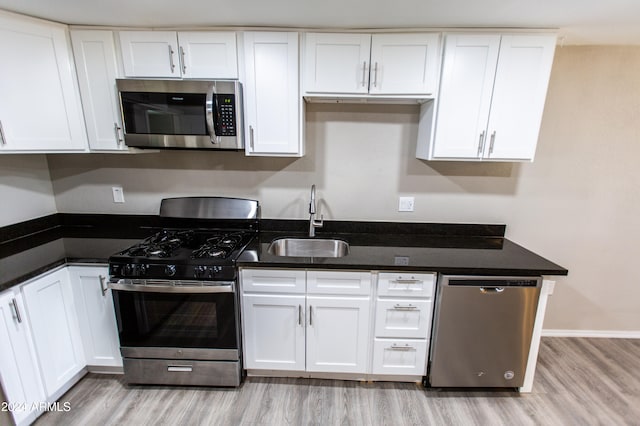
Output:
[{"left": 267, "top": 238, "right": 350, "bottom": 258}]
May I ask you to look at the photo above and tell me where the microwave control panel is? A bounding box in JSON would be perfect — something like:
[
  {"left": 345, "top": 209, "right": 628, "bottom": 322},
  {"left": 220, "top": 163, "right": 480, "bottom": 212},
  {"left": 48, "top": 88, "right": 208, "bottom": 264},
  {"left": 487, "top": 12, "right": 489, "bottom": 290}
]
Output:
[{"left": 215, "top": 94, "right": 236, "bottom": 136}]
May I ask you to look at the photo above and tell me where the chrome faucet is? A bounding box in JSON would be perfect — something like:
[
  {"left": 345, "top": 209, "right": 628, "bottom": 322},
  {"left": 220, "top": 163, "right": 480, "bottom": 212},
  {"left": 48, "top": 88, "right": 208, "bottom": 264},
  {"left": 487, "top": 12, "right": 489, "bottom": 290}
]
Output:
[{"left": 308, "top": 184, "right": 323, "bottom": 237}]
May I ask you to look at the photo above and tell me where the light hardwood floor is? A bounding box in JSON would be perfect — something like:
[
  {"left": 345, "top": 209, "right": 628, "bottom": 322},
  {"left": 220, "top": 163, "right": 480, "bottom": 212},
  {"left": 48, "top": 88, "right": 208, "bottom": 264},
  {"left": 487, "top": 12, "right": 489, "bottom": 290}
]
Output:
[{"left": 35, "top": 337, "right": 640, "bottom": 425}]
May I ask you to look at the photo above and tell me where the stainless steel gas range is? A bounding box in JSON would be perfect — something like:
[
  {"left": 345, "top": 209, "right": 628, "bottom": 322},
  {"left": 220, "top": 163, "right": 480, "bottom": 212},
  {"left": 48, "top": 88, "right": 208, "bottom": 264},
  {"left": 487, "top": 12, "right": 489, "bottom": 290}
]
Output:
[{"left": 108, "top": 197, "right": 258, "bottom": 387}]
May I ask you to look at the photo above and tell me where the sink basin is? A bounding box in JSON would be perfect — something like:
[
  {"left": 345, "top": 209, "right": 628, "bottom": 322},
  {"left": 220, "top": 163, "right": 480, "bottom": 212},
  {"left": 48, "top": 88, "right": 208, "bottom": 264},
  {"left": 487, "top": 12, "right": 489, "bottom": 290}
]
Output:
[{"left": 267, "top": 238, "right": 350, "bottom": 258}]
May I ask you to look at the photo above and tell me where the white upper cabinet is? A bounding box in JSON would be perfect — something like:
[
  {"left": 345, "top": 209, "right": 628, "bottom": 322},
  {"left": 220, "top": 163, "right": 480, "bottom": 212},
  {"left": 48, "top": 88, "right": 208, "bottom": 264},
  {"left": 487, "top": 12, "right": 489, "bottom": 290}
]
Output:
[
  {"left": 369, "top": 33, "right": 441, "bottom": 95},
  {"left": 71, "top": 30, "right": 126, "bottom": 151},
  {"left": 242, "top": 32, "right": 303, "bottom": 156},
  {"left": 118, "top": 31, "right": 238, "bottom": 79},
  {"left": 0, "top": 11, "right": 88, "bottom": 152},
  {"left": 304, "top": 33, "right": 371, "bottom": 94},
  {"left": 303, "top": 32, "right": 440, "bottom": 97},
  {"left": 422, "top": 33, "right": 556, "bottom": 161}
]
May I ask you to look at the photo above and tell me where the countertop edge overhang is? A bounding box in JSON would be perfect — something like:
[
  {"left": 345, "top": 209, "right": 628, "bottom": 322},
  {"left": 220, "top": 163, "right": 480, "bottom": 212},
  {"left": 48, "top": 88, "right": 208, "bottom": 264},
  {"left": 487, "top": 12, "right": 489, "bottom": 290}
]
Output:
[{"left": 0, "top": 214, "right": 568, "bottom": 292}]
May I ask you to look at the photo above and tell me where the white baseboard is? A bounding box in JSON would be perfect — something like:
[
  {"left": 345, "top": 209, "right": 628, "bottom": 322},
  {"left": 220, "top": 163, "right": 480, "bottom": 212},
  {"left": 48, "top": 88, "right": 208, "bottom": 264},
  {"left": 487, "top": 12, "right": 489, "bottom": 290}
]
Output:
[{"left": 542, "top": 329, "right": 640, "bottom": 339}]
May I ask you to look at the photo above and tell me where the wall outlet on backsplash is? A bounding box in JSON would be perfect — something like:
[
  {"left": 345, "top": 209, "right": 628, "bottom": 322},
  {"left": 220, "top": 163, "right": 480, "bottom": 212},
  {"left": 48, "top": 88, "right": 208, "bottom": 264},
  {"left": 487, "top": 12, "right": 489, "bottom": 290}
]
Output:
[
  {"left": 398, "top": 197, "right": 414, "bottom": 212},
  {"left": 112, "top": 186, "right": 125, "bottom": 203}
]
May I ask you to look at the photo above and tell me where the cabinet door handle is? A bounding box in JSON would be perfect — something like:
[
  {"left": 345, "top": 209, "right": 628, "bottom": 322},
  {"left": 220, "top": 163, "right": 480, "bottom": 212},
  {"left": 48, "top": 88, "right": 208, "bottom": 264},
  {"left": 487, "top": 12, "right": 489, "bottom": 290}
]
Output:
[
  {"left": 249, "top": 125, "right": 255, "bottom": 150},
  {"left": 0, "top": 120, "right": 6, "bottom": 145},
  {"left": 361, "top": 61, "right": 367, "bottom": 87},
  {"left": 180, "top": 46, "right": 187, "bottom": 74},
  {"left": 390, "top": 344, "right": 415, "bottom": 352},
  {"left": 11, "top": 298, "right": 22, "bottom": 323},
  {"left": 298, "top": 304, "right": 302, "bottom": 326},
  {"left": 393, "top": 304, "right": 417, "bottom": 310},
  {"left": 113, "top": 122, "right": 123, "bottom": 146},
  {"left": 309, "top": 305, "right": 313, "bottom": 326},
  {"left": 99, "top": 275, "right": 108, "bottom": 296},
  {"left": 168, "top": 45, "right": 176, "bottom": 73},
  {"left": 489, "top": 131, "right": 497, "bottom": 154},
  {"left": 477, "top": 131, "right": 486, "bottom": 156},
  {"left": 373, "top": 62, "right": 379, "bottom": 87}
]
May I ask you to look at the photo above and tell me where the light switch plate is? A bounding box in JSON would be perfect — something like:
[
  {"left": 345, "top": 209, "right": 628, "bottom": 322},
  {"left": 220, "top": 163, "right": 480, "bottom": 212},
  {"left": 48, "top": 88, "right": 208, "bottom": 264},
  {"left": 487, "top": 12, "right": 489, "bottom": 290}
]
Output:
[{"left": 398, "top": 196, "right": 414, "bottom": 212}]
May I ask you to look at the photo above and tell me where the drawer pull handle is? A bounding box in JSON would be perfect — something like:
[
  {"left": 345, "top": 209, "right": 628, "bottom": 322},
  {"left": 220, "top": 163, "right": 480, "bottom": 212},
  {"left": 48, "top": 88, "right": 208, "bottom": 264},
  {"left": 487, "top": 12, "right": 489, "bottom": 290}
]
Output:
[
  {"left": 167, "top": 365, "right": 193, "bottom": 372},
  {"left": 393, "top": 279, "right": 422, "bottom": 284},
  {"left": 390, "top": 344, "right": 415, "bottom": 352},
  {"left": 393, "top": 304, "right": 417, "bottom": 310}
]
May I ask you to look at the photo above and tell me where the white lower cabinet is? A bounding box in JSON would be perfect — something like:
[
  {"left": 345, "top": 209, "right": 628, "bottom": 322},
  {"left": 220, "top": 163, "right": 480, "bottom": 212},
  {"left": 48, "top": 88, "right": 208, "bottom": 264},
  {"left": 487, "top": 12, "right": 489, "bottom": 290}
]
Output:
[
  {"left": 68, "top": 266, "right": 122, "bottom": 369},
  {"left": 242, "top": 293, "right": 305, "bottom": 371},
  {"left": 21, "top": 268, "right": 86, "bottom": 399},
  {"left": 241, "top": 268, "right": 372, "bottom": 375},
  {"left": 0, "top": 289, "right": 45, "bottom": 426},
  {"left": 372, "top": 272, "right": 436, "bottom": 377},
  {"left": 371, "top": 338, "right": 428, "bottom": 375},
  {"left": 306, "top": 295, "right": 370, "bottom": 373}
]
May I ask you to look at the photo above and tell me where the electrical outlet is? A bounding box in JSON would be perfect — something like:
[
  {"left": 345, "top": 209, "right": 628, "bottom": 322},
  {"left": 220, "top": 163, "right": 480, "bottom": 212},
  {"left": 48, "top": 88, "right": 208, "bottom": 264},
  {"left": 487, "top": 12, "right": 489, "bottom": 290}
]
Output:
[
  {"left": 112, "top": 186, "right": 125, "bottom": 203},
  {"left": 394, "top": 256, "right": 410, "bottom": 266},
  {"left": 398, "top": 196, "right": 414, "bottom": 212}
]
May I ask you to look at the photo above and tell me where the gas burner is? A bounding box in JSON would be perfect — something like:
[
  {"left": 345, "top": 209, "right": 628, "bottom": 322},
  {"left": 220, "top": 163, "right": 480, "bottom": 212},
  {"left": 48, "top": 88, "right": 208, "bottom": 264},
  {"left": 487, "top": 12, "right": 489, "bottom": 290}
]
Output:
[
  {"left": 123, "top": 230, "right": 194, "bottom": 258},
  {"left": 191, "top": 232, "right": 244, "bottom": 259}
]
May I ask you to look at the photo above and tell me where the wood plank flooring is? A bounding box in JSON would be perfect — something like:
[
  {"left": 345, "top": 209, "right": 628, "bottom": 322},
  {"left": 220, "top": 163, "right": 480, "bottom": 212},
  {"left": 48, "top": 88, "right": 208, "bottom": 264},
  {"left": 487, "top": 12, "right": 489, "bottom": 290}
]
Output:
[{"left": 35, "top": 337, "right": 640, "bottom": 425}]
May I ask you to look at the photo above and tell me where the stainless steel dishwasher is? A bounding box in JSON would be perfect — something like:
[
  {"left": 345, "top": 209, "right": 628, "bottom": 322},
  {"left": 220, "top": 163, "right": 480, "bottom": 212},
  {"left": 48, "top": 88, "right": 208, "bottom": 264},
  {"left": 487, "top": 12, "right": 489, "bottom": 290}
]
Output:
[{"left": 428, "top": 275, "right": 541, "bottom": 388}]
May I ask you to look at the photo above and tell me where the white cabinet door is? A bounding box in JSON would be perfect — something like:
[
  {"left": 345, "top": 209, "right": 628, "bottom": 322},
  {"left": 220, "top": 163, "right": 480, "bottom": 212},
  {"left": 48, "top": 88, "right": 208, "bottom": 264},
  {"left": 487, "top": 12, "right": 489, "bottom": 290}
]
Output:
[
  {"left": 119, "top": 31, "right": 180, "bottom": 78},
  {"left": 119, "top": 31, "right": 238, "bottom": 79},
  {"left": 432, "top": 34, "right": 501, "bottom": 159},
  {"left": 427, "top": 33, "right": 556, "bottom": 161},
  {"left": 71, "top": 30, "right": 126, "bottom": 151},
  {"left": 241, "top": 268, "right": 306, "bottom": 294},
  {"left": 371, "top": 338, "right": 428, "bottom": 375},
  {"left": 374, "top": 299, "right": 432, "bottom": 338},
  {"left": 21, "top": 268, "right": 85, "bottom": 398},
  {"left": 0, "top": 291, "right": 45, "bottom": 426},
  {"left": 306, "top": 296, "right": 370, "bottom": 373},
  {"left": 484, "top": 35, "right": 556, "bottom": 160},
  {"left": 179, "top": 31, "right": 237, "bottom": 79},
  {"left": 243, "top": 32, "right": 302, "bottom": 156},
  {"left": 0, "top": 12, "right": 87, "bottom": 152},
  {"left": 68, "top": 266, "right": 122, "bottom": 368},
  {"left": 304, "top": 33, "right": 371, "bottom": 94},
  {"left": 369, "top": 33, "right": 440, "bottom": 95},
  {"left": 307, "top": 270, "right": 371, "bottom": 296},
  {"left": 242, "top": 294, "right": 305, "bottom": 371}
]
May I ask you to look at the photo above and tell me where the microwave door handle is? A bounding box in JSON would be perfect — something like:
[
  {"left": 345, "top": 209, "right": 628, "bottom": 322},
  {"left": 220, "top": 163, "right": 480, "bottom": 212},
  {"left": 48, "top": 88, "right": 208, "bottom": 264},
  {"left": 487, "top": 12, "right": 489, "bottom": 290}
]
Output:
[{"left": 205, "top": 86, "right": 219, "bottom": 145}]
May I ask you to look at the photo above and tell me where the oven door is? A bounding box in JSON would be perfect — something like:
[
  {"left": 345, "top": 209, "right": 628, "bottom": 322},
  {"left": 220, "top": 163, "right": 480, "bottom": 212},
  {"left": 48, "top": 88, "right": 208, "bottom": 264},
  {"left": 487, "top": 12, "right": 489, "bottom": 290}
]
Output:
[{"left": 110, "top": 281, "right": 239, "bottom": 361}]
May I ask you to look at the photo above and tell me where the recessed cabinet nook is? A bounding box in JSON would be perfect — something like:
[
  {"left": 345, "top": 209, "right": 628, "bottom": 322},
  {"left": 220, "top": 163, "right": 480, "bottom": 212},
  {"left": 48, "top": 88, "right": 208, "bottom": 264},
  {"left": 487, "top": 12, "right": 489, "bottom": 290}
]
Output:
[{"left": 0, "top": 7, "right": 557, "bottom": 160}]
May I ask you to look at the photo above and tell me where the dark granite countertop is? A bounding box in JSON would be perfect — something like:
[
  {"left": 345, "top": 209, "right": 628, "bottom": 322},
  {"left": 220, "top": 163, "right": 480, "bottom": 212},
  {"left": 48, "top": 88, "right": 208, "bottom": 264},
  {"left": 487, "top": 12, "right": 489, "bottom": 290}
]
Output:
[
  {"left": 0, "top": 214, "right": 568, "bottom": 292},
  {"left": 237, "top": 231, "right": 568, "bottom": 276}
]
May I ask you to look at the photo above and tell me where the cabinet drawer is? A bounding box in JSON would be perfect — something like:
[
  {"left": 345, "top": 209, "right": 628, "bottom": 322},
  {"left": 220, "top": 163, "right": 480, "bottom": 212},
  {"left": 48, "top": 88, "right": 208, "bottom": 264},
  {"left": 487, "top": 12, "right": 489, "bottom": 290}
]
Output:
[
  {"left": 241, "top": 268, "right": 305, "bottom": 293},
  {"left": 374, "top": 299, "right": 432, "bottom": 338},
  {"left": 372, "top": 338, "right": 428, "bottom": 375},
  {"left": 378, "top": 272, "right": 435, "bottom": 298},
  {"left": 307, "top": 271, "right": 372, "bottom": 295}
]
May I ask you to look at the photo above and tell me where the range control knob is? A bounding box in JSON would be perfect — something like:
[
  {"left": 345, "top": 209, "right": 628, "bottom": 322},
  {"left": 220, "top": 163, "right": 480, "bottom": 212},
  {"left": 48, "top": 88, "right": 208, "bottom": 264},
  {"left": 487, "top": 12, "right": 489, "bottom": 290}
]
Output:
[
  {"left": 194, "top": 265, "right": 206, "bottom": 279},
  {"left": 165, "top": 265, "right": 176, "bottom": 277}
]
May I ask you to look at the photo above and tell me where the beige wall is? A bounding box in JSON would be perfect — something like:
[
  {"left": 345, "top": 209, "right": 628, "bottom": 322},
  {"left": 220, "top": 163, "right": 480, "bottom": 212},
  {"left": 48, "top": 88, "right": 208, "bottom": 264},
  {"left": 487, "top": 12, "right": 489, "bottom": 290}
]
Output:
[
  {"left": 0, "top": 155, "right": 56, "bottom": 227},
  {"left": 45, "top": 45, "right": 640, "bottom": 332}
]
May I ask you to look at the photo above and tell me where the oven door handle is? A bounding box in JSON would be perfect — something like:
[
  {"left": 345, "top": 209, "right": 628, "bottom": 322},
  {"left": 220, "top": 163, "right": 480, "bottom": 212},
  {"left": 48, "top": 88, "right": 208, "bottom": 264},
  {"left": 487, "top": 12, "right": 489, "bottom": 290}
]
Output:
[{"left": 108, "top": 279, "right": 235, "bottom": 293}]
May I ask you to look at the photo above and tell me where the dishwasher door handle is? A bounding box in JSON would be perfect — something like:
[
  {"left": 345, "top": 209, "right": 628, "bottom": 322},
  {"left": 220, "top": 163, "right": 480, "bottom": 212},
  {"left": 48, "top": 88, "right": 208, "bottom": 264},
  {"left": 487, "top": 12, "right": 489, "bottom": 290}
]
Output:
[{"left": 480, "top": 287, "right": 505, "bottom": 294}]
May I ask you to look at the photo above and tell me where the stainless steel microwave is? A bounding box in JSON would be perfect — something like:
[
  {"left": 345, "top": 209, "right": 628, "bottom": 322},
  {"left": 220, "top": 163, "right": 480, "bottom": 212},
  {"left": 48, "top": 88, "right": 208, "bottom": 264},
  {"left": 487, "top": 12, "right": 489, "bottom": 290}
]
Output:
[{"left": 116, "top": 79, "right": 243, "bottom": 150}]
